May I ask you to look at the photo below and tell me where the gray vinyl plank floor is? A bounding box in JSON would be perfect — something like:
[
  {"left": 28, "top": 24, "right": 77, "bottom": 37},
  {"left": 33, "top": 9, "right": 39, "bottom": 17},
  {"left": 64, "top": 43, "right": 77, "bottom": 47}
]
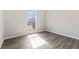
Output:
[{"left": 1, "top": 31, "right": 79, "bottom": 49}]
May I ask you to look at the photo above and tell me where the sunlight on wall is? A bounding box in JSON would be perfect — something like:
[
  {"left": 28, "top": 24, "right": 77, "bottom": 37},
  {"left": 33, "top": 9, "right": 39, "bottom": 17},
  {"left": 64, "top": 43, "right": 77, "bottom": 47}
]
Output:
[{"left": 27, "top": 34, "right": 47, "bottom": 48}]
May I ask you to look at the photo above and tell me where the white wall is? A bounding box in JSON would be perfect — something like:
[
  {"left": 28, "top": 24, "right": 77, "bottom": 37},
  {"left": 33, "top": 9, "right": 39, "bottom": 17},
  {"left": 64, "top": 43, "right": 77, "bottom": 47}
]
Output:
[
  {"left": 4, "top": 10, "right": 79, "bottom": 40},
  {"left": 46, "top": 10, "right": 79, "bottom": 39},
  {"left": 4, "top": 10, "right": 46, "bottom": 39},
  {"left": 0, "top": 10, "right": 3, "bottom": 48},
  {"left": 35, "top": 10, "right": 46, "bottom": 32},
  {"left": 4, "top": 10, "right": 27, "bottom": 39}
]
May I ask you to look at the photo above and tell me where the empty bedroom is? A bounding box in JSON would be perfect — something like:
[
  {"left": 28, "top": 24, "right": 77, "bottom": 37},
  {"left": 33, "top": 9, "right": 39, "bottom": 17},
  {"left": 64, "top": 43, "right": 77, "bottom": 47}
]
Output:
[{"left": 1, "top": 10, "right": 79, "bottom": 49}]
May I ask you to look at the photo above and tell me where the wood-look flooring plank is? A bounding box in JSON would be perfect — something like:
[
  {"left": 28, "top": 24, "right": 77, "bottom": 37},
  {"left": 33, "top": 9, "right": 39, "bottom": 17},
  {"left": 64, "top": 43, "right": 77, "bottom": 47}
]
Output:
[{"left": 1, "top": 31, "right": 79, "bottom": 49}]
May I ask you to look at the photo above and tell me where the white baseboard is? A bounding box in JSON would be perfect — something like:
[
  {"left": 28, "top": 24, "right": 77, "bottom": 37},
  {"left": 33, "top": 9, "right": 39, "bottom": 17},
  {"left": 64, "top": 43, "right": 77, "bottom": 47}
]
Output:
[
  {"left": 0, "top": 39, "right": 4, "bottom": 48},
  {"left": 0, "top": 35, "right": 4, "bottom": 48},
  {"left": 3, "top": 30, "right": 44, "bottom": 40},
  {"left": 4, "top": 30, "right": 78, "bottom": 41},
  {"left": 4, "top": 33, "right": 27, "bottom": 40},
  {"left": 46, "top": 30, "right": 79, "bottom": 40}
]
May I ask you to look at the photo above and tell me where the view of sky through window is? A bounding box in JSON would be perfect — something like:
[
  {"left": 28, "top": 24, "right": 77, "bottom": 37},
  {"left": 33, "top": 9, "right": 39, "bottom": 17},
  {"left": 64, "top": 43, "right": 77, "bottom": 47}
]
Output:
[{"left": 27, "top": 10, "right": 35, "bottom": 20}]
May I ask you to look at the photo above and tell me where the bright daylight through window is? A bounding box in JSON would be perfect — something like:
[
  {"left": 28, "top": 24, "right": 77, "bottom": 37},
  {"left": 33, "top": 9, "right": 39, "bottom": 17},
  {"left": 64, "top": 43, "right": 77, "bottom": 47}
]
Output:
[{"left": 27, "top": 34, "right": 47, "bottom": 48}]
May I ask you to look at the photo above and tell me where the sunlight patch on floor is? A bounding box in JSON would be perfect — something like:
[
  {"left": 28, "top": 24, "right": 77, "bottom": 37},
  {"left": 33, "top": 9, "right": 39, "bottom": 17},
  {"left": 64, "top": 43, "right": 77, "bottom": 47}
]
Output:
[{"left": 27, "top": 34, "right": 47, "bottom": 48}]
